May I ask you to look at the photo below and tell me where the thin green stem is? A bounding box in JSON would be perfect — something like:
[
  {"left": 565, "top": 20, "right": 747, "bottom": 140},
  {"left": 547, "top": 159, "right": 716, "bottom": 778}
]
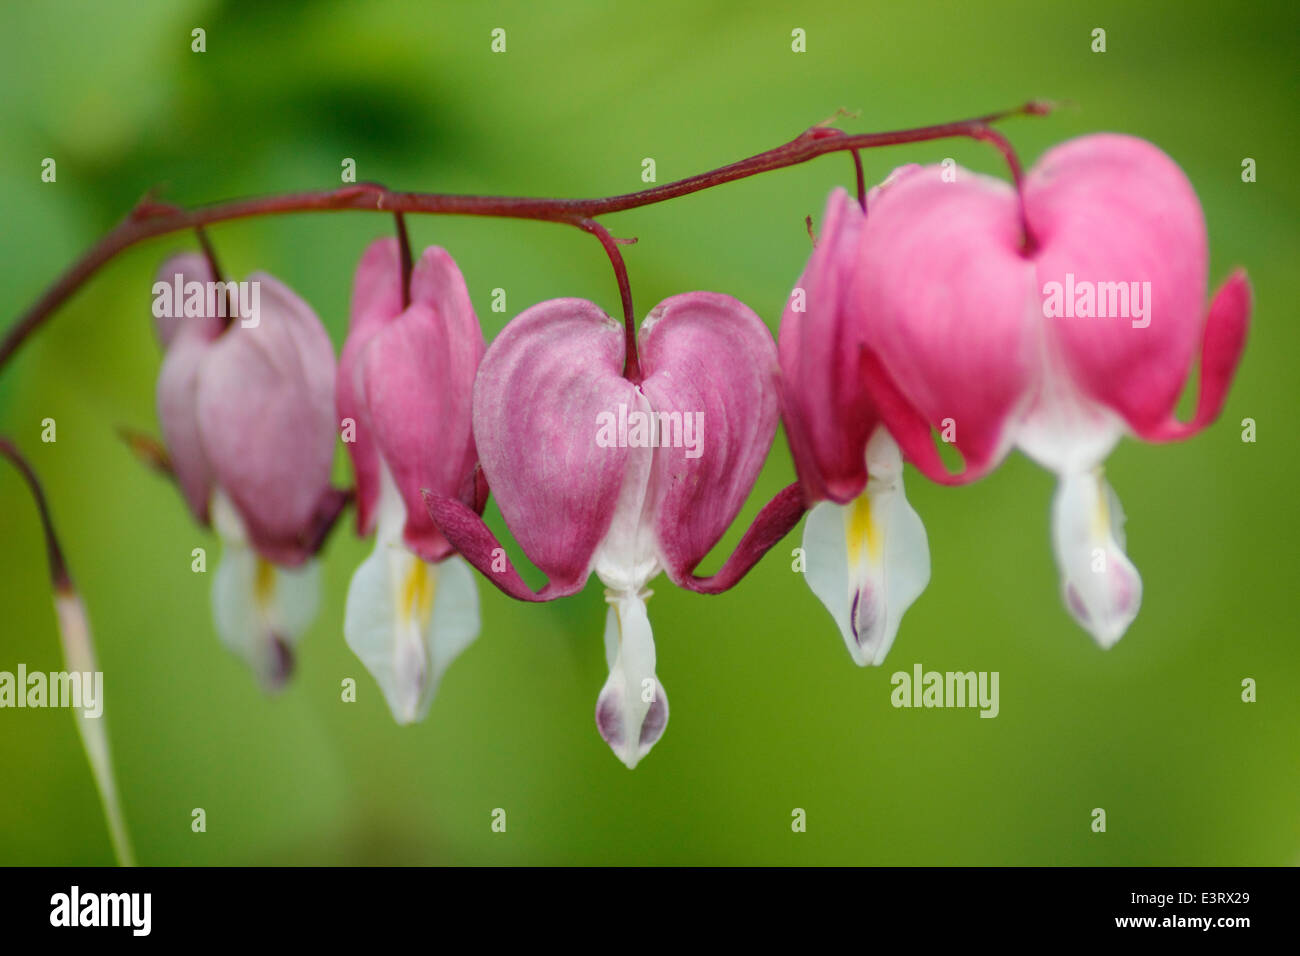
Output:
[{"left": 0, "top": 437, "right": 135, "bottom": 866}]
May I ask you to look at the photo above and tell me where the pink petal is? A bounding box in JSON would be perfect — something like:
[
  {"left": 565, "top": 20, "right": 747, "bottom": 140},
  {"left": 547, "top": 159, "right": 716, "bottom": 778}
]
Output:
[
  {"left": 154, "top": 254, "right": 223, "bottom": 523},
  {"left": 195, "top": 273, "right": 338, "bottom": 565},
  {"left": 360, "top": 248, "right": 484, "bottom": 561},
  {"left": 851, "top": 165, "right": 1037, "bottom": 482},
  {"left": 338, "top": 239, "right": 406, "bottom": 536},
  {"left": 472, "top": 297, "right": 639, "bottom": 593},
  {"left": 637, "top": 292, "right": 781, "bottom": 586},
  {"left": 1026, "top": 134, "right": 1209, "bottom": 435},
  {"left": 674, "top": 482, "right": 805, "bottom": 594},
  {"left": 778, "top": 188, "right": 878, "bottom": 503},
  {"left": 152, "top": 253, "right": 222, "bottom": 349},
  {"left": 1137, "top": 269, "right": 1251, "bottom": 442},
  {"left": 422, "top": 492, "right": 577, "bottom": 601},
  {"left": 157, "top": 331, "right": 217, "bottom": 523},
  {"left": 350, "top": 238, "right": 406, "bottom": 335}
]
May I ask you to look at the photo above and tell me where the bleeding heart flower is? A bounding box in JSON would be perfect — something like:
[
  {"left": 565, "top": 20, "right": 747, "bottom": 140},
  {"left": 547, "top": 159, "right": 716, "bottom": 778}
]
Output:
[
  {"left": 850, "top": 133, "right": 1251, "bottom": 647},
  {"left": 153, "top": 253, "right": 342, "bottom": 688},
  {"left": 426, "top": 292, "right": 803, "bottom": 767},
  {"left": 779, "top": 186, "right": 931, "bottom": 666},
  {"left": 337, "top": 238, "right": 485, "bottom": 724}
]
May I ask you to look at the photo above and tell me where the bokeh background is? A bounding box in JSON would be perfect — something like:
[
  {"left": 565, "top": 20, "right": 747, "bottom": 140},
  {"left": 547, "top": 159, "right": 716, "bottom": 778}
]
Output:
[{"left": 1, "top": 0, "right": 1295, "bottom": 865}]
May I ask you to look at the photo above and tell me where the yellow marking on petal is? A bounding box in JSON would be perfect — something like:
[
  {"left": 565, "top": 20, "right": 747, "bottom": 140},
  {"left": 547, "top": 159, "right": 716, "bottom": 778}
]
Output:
[
  {"left": 845, "top": 493, "right": 882, "bottom": 565},
  {"left": 401, "top": 559, "right": 435, "bottom": 627},
  {"left": 254, "top": 558, "right": 276, "bottom": 607},
  {"left": 1091, "top": 470, "right": 1110, "bottom": 542}
]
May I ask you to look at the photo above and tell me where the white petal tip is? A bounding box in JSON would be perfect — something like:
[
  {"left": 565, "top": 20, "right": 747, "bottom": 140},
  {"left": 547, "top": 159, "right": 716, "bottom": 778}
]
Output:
[
  {"left": 257, "top": 634, "right": 295, "bottom": 692},
  {"left": 1064, "top": 579, "right": 1140, "bottom": 650},
  {"left": 343, "top": 518, "right": 481, "bottom": 726},
  {"left": 1053, "top": 471, "right": 1143, "bottom": 653},
  {"left": 390, "top": 692, "right": 423, "bottom": 726},
  {"left": 596, "top": 678, "right": 669, "bottom": 769},
  {"left": 844, "top": 585, "right": 903, "bottom": 667},
  {"left": 803, "top": 459, "right": 930, "bottom": 671},
  {"left": 211, "top": 536, "right": 319, "bottom": 694}
]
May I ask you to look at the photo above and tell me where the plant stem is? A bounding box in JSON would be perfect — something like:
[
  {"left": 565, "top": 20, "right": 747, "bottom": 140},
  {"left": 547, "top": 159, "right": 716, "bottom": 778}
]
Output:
[
  {"left": 393, "top": 212, "right": 413, "bottom": 310},
  {"left": 850, "top": 149, "right": 867, "bottom": 212},
  {"left": 0, "top": 437, "right": 135, "bottom": 866},
  {"left": 578, "top": 218, "right": 640, "bottom": 381},
  {"left": 0, "top": 100, "right": 1051, "bottom": 372}
]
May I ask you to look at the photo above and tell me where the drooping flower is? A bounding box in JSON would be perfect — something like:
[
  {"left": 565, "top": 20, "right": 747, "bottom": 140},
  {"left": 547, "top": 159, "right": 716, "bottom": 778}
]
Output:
[
  {"left": 426, "top": 293, "right": 803, "bottom": 767},
  {"left": 779, "top": 185, "right": 931, "bottom": 666},
  {"left": 336, "top": 238, "right": 485, "bottom": 724},
  {"left": 153, "top": 253, "right": 342, "bottom": 688},
  {"left": 849, "top": 133, "right": 1251, "bottom": 646}
]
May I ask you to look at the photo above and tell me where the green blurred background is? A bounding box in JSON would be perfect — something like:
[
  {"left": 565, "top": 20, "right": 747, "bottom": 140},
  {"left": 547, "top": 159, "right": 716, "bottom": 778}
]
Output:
[{"left": 1, "top": 0, "right": 1295, "bottom": 865}]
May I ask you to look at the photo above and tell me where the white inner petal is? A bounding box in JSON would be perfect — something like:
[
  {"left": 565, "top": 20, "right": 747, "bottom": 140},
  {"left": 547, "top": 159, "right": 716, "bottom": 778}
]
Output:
[
  {"left": 1016, "top": 316, "right": 1125, "bottom": 473},
  {"left": 803, "top": 429, "right": 930, "bottom": 666},
  {"left": 591, "top": 389, "right": 661, "bottom": 592},
  {"left": 1050, "top": 468, "right": 1143, "bottom": 649},
  {"left": 595, "top": 588, "right": 668, "bottom": 769},
  {"left": 209, "top": 491, "right": 319, "bottom": 690},
  {"left": 343, "top": 463, "right": 479, "bottom": 724},
  {"left": 588, "top": 388, "right": 670, "bottom": 768}
]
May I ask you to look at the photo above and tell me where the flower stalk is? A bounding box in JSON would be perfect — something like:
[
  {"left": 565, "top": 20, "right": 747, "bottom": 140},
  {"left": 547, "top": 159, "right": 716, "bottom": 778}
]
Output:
[
  {"left": 0, "top": 437, "right": 134, "bottom": 866},
  {"left": 0, "top": 101, "right": 1052, "bottom": 373}
]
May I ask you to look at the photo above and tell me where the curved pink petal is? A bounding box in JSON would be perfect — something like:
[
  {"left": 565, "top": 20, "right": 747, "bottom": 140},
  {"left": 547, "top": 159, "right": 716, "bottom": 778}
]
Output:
[
  {"left": 154, "top": 254, "right": 224, "bottom": 523},
  {"left": 361, "top": 248, "right": 484, "bottom": 561},
  {"left": 338, "top": 238, "right": 406, "bottom": 535},
  {"left": 423, "top": 492, "right": 577, "bottom": 602},
  {"left": 195, "top": 273, "right": 337, "bottom": 565},
  {"left": 778, "top": 188, "right": 878, "bottom": 503},
  {"left": 473, "top": 297, "right": 638, "bottom": 593},
  {"left": 157, "top": 332, "right": 217, "bottom": 523},
  {"left": 851, "top": 164, "right": 1038, "bottom": 482},
  {"left": 350, "top": 238, "right": 406, "bottom": 335},
  {"left": 1136, "top": 269, "right": 1251, "bottom": 442},
  {"left": 674, "top": 482, "right": 805, "bottom": 594},
  {"left": 638, "top": 292, "right": 780, "bottom": 585},
  {"left": 152, "top": 252, "right": 222, "bottom": 349},
  {"left": 1026, "top": 134, "right": 1209, "bottom": 435}
]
